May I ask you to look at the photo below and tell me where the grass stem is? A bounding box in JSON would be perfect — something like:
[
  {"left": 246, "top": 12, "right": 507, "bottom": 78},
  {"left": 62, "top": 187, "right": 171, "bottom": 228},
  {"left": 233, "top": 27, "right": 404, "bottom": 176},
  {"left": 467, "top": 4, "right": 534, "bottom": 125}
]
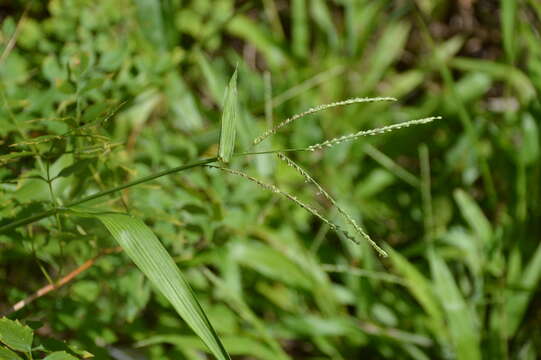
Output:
[{"left": 0, "top": 157, "right": 219, "bottom": 234}]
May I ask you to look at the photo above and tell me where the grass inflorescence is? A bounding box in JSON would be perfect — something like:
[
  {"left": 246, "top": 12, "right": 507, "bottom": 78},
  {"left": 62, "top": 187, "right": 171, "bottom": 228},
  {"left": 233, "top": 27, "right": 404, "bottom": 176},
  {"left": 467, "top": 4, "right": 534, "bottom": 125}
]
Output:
[
  {"left": 277, "top": 153, "right": 388, "bottom": 257},
  {"left": 206, "top": 164, "right": 361, "bottom": 247},
  {"left": 307, "top": 116, "right": 441, "bottom": 151},
  {"left": 5, "top": 2, "right": 537, "bottom": 359},
  {"left": 253, "top": 97, "right": 397, "bottom": 145}
]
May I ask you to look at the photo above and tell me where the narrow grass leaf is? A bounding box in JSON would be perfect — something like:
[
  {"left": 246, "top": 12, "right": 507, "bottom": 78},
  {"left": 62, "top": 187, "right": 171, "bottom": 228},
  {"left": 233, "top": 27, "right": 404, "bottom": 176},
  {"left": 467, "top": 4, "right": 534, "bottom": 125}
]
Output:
[
  {"left": 95, "top": 213, "right": 230, "bottom": 360},
  {"left": 450, "top": 57, "right": 535, "bottom": 103},
  {"left": 361, "top": 21, "right": 410, "bottom": 93},
  {"left": 137, "top": 335, "right": 278, "bottom": 360},
  {"left": 202, "top": 268, "right": 291, "bottom": 360},
  {"left": 505, "top": 241, "right": 541, "bottom": 335},
  {"left": 429, "top": 251, "right": 481, "bottom": 360},
  {"left": 166, "top": 74, "right": 203, "bottom": 131},
  {"left": 384, "top": 70, "right": 425, "bottom": 99},
  {"left": 450, "top": 72, "right": 492, "bottom": 105},
  {"left": 364, "top": 144, "right": 420, "bottom": 187},
  {"left": 453, "top": 189, "right": 492, "bottom": 246},
  {"left": 271, "top": 66, "right": 344, "bottom": 107},
  {"left": 518, "top": 113, "right": 539, "bottom": 166},
  {"left": 227, "top": 16, "right": 288, "bottom": 67},
  {"left": 291, "top": 0, "right": 308, "bottom": 59},
  {"left": 230, "top": 241, "right": 313, "bottom": 289},
  {"left": 218, "top": 68, "right": 238, "bottom": 164},
  {"left": 322, "top": 264, "right": 404, "bottom": 284},
  {"left": 310, "top": 0, "right": 338, "bottom": 49},
  {"left": 344, "top": 1, "right": 385, "bottom": 56},
  {"left": 253, "top": 230, "right": 340, "bottom": 315},
  {"left": 386, "top": 248, "right": 445, "bottom": 339},
  {"left": 501, "top": 0, "right": 517, "bottom": 63},
  {"left": 195, "top": 51, "right": 227, "bottom": 104}
]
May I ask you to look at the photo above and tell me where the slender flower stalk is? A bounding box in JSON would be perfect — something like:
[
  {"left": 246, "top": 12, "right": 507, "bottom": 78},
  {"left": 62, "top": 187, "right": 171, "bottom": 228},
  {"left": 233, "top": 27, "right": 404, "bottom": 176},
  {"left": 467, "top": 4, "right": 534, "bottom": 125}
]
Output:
[
  {"left": 277, "top": 153, "right": 388, "bottom": 257},
  {"left": 0, "top": 157, "right": 218, "bottom": 234},
  {"left": 253, "top": 97, "right": 397, "bottom": 145},
  {"left": 206, "top": 165, "right": 361, "bottom": 246},
  {"left": 307, "top": 116, "right": 441, "bottom": 151},
  {"left": 1, "top": 94, "right": 439, "bottom": 247}
]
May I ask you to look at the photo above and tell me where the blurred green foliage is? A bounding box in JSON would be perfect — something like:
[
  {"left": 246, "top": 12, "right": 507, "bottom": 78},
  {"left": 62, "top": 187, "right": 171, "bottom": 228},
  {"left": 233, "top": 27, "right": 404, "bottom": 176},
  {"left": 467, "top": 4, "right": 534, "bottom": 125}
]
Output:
[{"left": 1, "top": 0, "right": 540, "bottom": 359}]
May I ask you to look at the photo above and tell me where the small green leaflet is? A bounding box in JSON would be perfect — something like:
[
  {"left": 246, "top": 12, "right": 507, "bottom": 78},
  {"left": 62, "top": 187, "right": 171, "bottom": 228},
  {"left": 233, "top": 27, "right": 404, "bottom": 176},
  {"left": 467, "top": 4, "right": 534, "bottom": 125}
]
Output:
[
  {"left": 43, "top": 351, "right": 79, "bottom": 360},
  {"left": 0, "top": 346, "right": 23, "bottom": 360},
  {"left": 95, "top": 213, "right": 230, "bottom": 360},
  {"left": 0, "top": 318, "right": 33, "bottom": 353},
  {"left": 218, "top": 68, "right": 238, "bottom": 163}
]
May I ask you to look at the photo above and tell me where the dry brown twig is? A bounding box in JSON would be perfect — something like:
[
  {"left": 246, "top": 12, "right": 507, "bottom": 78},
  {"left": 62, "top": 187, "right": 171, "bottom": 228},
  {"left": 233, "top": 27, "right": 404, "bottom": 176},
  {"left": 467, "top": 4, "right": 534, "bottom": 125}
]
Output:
[
  {"left": 3, "top": 247, "right": 122, "bottom": 316},
  {"left": 0, "top": 7, "right": 28, "bottom": 66}
]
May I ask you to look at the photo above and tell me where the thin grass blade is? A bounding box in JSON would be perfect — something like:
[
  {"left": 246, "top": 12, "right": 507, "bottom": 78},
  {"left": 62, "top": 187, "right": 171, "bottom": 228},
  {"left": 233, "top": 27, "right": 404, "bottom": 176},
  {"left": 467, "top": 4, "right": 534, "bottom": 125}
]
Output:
[
  {"left": 96, "top": 213, "right": 230, "bottom": 360},
  {"left": 429, "top": 251, "right": 481, "bottom": 360},
  {"left": 501, "top": 0, "right": 517, "bottom": 63},
  {"left": 218, "top": 68, "right": 238, "bottom": 163},
  {"left": 291, "top": 0, "right": 308, "bottom": 59},
  {"left": 386, "top": 247, "right": 446, "bottom": 340},
  {"left": 136, "top": 335, "right": 278, "bottom": 360},
  {"left": 505, "top": 241, "right": 541, "bottom": 335},
  {"left": 454, "top": 189, "right": 492, "bottom": 245}
]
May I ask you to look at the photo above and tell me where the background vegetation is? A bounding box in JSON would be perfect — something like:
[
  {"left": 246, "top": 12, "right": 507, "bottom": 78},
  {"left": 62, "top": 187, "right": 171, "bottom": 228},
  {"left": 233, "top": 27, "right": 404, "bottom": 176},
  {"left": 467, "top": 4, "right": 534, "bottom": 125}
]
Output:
[{"left": 1, "top": 0, "right": 540, "bottom": 359}]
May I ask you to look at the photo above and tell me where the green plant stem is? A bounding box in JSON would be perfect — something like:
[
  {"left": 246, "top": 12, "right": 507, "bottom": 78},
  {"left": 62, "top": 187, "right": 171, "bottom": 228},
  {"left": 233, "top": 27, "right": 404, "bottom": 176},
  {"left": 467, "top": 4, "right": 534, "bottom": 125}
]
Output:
[
  {"left": 419, "top": 144, "right": 434, "bottom": 242},
  {"left": 0, "top": 141, "right": 418, "bottom": 234},
  {"left": 0, "top": 149, "right": 309, "bottom": 234},
  {"left": 364, "top": 144, "right": 420, "bottom": 187},
  {"left": 234, "top": 147, "right": 309, "bottom": 156},
  {"left": 0, "top": 157, "right": 219, "bottom": 234},
  {"left": 69, "top": 157, "right": 217, "bottom": 206}
]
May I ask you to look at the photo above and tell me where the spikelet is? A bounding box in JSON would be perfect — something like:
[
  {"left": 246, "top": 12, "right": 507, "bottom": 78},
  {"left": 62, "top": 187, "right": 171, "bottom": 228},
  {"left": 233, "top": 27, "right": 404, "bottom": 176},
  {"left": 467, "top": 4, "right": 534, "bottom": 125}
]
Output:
[
  {"left": 277, "top": 153, "right": 388, "bottom": 257},
  {"left": 206, "top": 165, "right": 359, "bottom": 245},
  {"left": 307, "top": 116, "right": 441, "bottom": 151},
  {"left": 252, "top": 97, "right": 397, "bottom": 145}
]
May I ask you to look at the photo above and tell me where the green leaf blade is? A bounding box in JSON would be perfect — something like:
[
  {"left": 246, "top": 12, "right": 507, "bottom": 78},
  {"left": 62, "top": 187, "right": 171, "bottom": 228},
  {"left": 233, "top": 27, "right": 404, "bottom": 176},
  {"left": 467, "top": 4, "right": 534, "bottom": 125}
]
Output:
[
  {"left": 0, "top": 346, "right": 23, "bottom": 360},
  {"left": 218, "top": 68, "right": 238, "bottom": 164},
  {"left": 505, "top": 242, "right": 541, "bottom": 335},
  {"left": 453, "top": 189, "right": 492, "bottom": 245},
  {"left": 0, "top": 318, "right": 33, "bottom": 353},
  {"left": 96, "top": 214, "right": 230, "bottom": 360},
  {"left": 43, "top": 351, "right": 79, "bottom": 360},
  {"left": 387, "top": 248, "right": 444, "bottom": 326},
  {"left": 429, "top": 252, "right": 481, "bottom": 360}
]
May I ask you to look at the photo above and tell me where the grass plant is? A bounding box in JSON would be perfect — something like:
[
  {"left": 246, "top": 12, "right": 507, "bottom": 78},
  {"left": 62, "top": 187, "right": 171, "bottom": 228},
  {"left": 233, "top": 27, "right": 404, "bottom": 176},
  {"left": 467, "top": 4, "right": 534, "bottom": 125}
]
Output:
[{"left": 1, "top": 1, "right": 540, "bottom": 359}]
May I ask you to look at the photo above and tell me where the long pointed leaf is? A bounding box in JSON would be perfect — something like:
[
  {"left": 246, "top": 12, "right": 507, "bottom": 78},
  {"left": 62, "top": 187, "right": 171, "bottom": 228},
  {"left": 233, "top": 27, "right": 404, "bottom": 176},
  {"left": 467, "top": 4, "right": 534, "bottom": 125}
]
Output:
[
  {"left": 429, "top": 251, "right": 481, "bottom": 360},
  {"left": 96, "top": 213, "right": 230, "bottom": 360},
  {"left": 218, "top": 68, "right": 238, "bottom": 163},
  {"left": 505, "top": 241, "right": 541, "bottom": 335},
  {"left": 386, "top": 247, "right": 445, "bottom": 340}
]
